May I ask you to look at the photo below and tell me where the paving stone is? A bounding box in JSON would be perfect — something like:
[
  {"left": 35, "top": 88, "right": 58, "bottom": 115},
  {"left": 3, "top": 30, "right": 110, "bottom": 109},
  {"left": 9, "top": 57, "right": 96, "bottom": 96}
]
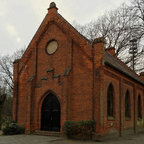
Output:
[
  {"left": 0, "top": 131, "right": 144, "bottom": 144},
  {"left": 0, "top": 134, "right": 63, "bottom": 144}
]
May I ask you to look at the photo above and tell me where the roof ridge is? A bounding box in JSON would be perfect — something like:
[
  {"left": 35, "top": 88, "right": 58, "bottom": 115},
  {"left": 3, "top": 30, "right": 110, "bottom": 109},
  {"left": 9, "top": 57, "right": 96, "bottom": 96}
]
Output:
[{"left": 114, "top": 55, "right": 138, "bottom": 78}]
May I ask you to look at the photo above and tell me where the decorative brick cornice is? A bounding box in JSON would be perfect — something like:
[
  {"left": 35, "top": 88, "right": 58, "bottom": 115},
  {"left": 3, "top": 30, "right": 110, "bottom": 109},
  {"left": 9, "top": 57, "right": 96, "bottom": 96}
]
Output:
[
  {"left": 36, "top": 19, "right": 90, "bottom": 51},
  {"left": 104, "top": 69, "right": 120, "bottom": 81},
  {"left": 34, "top": 19, "right": 93, "bottom": 64},
  {"left": 123, "top": 79, "right": 134, "bottom": 87},
  {"left": 36, "top": 20, "right": 55, "bottom": 46},
  {"left": 136, "top": 86, "right": 143, "bottom": 91},
  {"left": 36, "top": 20, "right": 70, "bottom": 46}
]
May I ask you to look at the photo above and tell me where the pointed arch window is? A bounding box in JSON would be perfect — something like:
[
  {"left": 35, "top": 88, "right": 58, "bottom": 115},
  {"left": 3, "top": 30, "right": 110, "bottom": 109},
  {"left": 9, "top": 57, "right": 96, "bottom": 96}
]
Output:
[
  {"left": 138, "top": 95, "right": 142, "bottom": 119},
  {"left": 125, "top": 90, "right": 130, "bottom": 118},
  {"left": 107, "top": 84, "right": 114, "bottom": 117}
]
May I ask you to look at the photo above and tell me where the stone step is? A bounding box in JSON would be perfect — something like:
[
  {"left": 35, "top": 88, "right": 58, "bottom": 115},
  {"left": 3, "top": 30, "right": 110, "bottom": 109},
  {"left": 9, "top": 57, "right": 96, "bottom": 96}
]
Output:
[{"left": 33, "top": 130, "right": 60, "bottom": 137}]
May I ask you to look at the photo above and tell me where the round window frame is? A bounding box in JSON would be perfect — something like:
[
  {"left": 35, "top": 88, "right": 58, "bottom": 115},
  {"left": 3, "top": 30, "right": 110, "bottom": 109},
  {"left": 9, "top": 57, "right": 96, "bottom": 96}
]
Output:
[{"left": 45, "top": 39, "right": 58, "bottom": 55}]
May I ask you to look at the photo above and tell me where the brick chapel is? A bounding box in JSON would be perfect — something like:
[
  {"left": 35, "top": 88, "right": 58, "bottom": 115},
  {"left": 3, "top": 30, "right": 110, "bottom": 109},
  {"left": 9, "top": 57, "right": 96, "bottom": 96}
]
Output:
[{"left": 13, "top": 2, "right": 144, "bottom": 139}]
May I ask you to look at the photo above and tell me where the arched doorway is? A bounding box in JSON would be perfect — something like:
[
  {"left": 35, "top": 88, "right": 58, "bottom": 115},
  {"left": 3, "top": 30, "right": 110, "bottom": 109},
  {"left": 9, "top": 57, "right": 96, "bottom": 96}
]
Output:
[{"left": 41, "top": 93, "right": 60, "bottom": 132}]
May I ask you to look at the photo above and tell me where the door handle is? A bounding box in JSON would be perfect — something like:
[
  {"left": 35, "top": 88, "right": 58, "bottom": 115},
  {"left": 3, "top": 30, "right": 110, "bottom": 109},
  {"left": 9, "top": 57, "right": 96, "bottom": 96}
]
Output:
[{"left": 51, "top": 117, "right": 52, "bottom": 120}]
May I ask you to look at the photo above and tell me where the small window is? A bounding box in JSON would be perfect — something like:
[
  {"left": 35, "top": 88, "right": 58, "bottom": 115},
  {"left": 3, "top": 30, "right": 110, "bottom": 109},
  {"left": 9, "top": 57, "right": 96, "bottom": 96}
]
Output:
[
  {"left": 46, "top": 40, "right": 58, "bottom": 55},
  {"left": 107, "top": 84, "right": 114, "bottom": 117},
  {"left": 138, "top": 95, "right": 142, "bottom": 119},
  {"left": 125, "top": 90, "right": 130, "bottom": 118}
]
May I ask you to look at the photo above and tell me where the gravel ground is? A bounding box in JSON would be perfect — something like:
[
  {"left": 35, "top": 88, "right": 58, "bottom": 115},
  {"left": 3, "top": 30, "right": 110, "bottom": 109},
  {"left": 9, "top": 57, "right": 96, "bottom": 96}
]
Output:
[
  {"left": 50, "top": 132, "right": 144, "bottom": 144},
  {"left": 0, "top": 131, "right": 144, "bottom": 144}
]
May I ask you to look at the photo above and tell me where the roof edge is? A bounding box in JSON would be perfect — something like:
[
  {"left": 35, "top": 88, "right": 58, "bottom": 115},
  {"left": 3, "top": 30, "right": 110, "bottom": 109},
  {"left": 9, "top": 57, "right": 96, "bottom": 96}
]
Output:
[{"left": 105, "top": 61, "right": 144, "bottom": 85}]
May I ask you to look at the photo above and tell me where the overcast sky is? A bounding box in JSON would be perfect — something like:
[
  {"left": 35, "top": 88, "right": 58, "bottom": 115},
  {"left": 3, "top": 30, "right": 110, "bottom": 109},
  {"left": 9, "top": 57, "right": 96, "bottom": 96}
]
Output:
[{"left": 0, "top": 0, "right": 131, "bottom": 56}]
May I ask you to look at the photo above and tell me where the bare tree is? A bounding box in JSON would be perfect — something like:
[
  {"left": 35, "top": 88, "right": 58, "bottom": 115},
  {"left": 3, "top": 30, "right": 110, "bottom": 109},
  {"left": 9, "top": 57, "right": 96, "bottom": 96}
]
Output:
[
  {"left": 0, "top": 88, "right": 6, "bottom": 129},
  {"left": 129, "top": 0, "right": 144, "bottom": 47},
  {"left": 2, "top": 88, "right": 13, "bottom": 121},
  {"left": 0, "top": 48, "right": 25, "bottom": 122},
  {"left": 73, "top": 3, "right": 144, "bottom": 73},
  {"left": 0, "top": 47, "right": 26, "bottom": 90},
  {"left": 131, "top": 0, "right": 144, "bottom": 23},
  {"left": 128, "top": 0, "right": 144, "bottom": 72}
]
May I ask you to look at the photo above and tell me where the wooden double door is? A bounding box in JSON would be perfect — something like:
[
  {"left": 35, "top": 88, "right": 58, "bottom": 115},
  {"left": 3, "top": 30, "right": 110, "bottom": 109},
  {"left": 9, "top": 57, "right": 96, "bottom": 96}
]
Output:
[{"left": 41, "top": 93, "right": 60, "bottom": 132}]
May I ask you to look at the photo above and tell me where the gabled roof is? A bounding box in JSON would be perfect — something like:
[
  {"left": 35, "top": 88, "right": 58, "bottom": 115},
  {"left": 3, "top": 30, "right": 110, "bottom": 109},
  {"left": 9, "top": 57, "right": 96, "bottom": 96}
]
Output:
[
  {"left": 105, "top": 51, "right": 143, "bottom": 84},
  {"left": 16, "top": 2, "right": 92, "bottom": 70},
  {"left": 15, "top": 2, "right": 143, "bottom": 86}
]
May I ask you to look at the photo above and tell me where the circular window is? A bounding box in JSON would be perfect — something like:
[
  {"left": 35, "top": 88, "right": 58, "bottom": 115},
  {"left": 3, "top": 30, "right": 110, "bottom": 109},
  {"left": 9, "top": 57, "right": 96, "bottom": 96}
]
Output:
[{"left": 47, "top": 41, "right": 58, "bottom": 54}]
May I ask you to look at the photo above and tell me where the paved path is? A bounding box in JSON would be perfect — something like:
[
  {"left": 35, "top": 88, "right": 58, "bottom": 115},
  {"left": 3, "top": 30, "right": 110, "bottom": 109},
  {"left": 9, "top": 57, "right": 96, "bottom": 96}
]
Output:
[
  {"left": 0, "top": 131, "right": 144, "bottom": 144},
  {"left": 0, "top": 134, "right": 64, "bottom": 144}
]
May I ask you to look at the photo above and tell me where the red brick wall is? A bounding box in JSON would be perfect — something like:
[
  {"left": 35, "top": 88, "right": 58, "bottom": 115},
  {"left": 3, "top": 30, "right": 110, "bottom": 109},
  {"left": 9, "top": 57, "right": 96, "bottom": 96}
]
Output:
[
  {"left": 71, "top": 42, "right": 93, "bottom": 121},
  {"left": 34, "top": 25, "right": 70, "bottom": 131},
  {"left": 13, "top": 4, "right": 144, "bottom": 138},
  {"left": 102, "top": 64, "right": 144, "bottom": 137},
  {"left": 13, "top": 6, "right": 94, "bottom": 132},
  {"left": 123, "top": 83, "right": 134, "bottom": 129},
  {"left": 17, "top": 55, "right": 32, "bottom": 125},
  {"left": 103, "top": 71, "right": 120, "bottom": 132}
]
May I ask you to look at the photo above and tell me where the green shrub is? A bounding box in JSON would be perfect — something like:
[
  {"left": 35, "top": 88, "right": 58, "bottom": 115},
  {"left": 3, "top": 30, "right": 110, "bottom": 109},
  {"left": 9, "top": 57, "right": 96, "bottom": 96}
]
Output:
[
  {"left": 2, "top": 121, "right": 25, "bottom": 135},
  {"left": 62, "top": 119, "right": 95, "bottom": 139}
]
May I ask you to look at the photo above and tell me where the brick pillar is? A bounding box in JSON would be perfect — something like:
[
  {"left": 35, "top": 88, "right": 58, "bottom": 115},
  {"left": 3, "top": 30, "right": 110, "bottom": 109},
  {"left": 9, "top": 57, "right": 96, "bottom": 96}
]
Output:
[
  {"left": 120, "top": 78, "right": 124, "bottom": 136},
  {"left": 25, "top": 75, "right": 35, "bottom": 134},
  {"left": 60, "top": 39, "right": 72, "bottom": 131},
  {"left": 92, "top": 37, "right": 105, "bottom": 136},
  {"left": 25, "top": 48, "right": 37, "bottom": 133},
  {"left": 61, "top": 77, "right": 68, "bottom": 131},
  {"left": 31, "top": 46, "right": 37, "bottom": 131},
  {"left": 12, "top": 59, "right": 20, "bottom": 122},
  {"left": 61, "top": 68, "right": 71, "bottom": 132},
  {"left": 134, "top": 84, "right": 136, "bottom": 133}
]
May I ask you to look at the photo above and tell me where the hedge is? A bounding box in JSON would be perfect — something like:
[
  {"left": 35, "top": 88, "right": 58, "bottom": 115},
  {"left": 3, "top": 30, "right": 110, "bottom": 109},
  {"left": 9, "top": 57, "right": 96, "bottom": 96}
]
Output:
[
  {"left": 2, "top": 121, "right": 25, "bottom": 135},
  {"left": 62, "top": 119, "right": 95, "bottom": 139}
]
